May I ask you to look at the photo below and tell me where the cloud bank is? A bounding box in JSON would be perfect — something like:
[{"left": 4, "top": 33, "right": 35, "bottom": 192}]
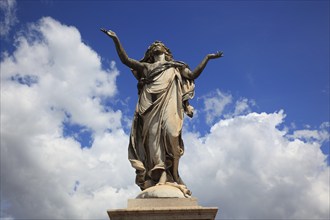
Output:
[
  {"left": 181, "top": 110, "right": 329, "bottom": 219},
  {"left": 1, "top": 17, "right": 329, "bottom": 219},
  {"left": 1, "top": 17, "right": 138, "bottom": 219}
]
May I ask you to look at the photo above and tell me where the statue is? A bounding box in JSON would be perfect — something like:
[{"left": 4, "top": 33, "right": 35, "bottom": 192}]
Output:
[{"left": 101, "top": 29, "right": 223, "bottom": 197}]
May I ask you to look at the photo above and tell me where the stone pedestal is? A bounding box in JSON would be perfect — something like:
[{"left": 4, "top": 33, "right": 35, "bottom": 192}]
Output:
[{"left": 107, "top": 197, "right": 218, "bottom": 220}]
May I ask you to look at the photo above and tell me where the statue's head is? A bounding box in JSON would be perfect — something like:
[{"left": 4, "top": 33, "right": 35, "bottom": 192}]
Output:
[{"left": 140, "top": 41, "right": 173, "bottom": 63}]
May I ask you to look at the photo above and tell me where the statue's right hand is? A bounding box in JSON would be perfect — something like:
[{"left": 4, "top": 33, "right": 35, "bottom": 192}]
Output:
[
  {"left": 100, "top": 28, "right": 117, "bottom": 38},
  {"left": 208, "top": 51, "right": 223, "bottom": 59}
]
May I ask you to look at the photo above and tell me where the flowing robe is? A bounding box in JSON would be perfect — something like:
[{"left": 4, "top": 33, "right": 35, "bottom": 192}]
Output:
[{"left": 128, "top": 61, "right": 195, "bottom": 191}]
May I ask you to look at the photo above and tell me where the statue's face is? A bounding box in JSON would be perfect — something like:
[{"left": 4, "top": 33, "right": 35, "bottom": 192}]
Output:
[
  {"left": 150, "top": 43, "right": 167, "bottom": 56},
  {"left": 142, "top": 41, "right": 172, "bottom": 63}
]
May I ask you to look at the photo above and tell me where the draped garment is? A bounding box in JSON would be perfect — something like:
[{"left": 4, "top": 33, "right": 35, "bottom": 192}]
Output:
[{"left": 128, "top": 61, "right": 195, "bottom": 191}]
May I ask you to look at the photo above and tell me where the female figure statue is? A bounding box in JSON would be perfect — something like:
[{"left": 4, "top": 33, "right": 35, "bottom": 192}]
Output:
[{"left": 101, "top": 29, "right": 223, "bottom": 196}]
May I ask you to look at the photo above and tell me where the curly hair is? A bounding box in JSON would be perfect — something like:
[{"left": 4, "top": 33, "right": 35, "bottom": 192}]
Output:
[{"left": 140, "top": 41, "right": 173, "bottom": 63}]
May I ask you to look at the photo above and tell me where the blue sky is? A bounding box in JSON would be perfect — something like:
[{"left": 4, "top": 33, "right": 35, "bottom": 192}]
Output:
[
  {"left": 1, "top": 0, "right": 329, "bottom": 219},
  {"left": 6, "top": 0, "right": 329, "bottom": 130},
  {"left": 8, "top": 0, "right": 328, "bottom": 145}
]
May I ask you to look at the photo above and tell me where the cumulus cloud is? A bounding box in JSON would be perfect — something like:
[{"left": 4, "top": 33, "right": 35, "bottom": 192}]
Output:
[
  {"left": 1, "top": 16, "right": 329, "bottom": 220},
  {"left": 0, "top": 0, "right": 17, "bottom": 37},
  {"left": 181, "top": 111, "right": 329, "bottom": 219},
  {"left": 200, "top": 89, "right": 257, "bottom": 122},
  {"left": 224, "top": 97, "right": 257, "bottom": 118},
  {"left": 1, "top": 17, "right": 138, "bottom": 219},
  {"left": 201, "top": 89, "right": 232, "bottom": 125},
  {"left": 288, "top": 123, "right": 330, "bottom": 144}
]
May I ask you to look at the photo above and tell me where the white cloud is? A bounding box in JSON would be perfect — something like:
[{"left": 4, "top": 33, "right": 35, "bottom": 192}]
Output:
[
  {"left": 181, "top": 111, "right": 329, "bottom": 219},
  {"left": 200, "top": 89, "right": 257, "bottom": 123},
  {"left": 1, "top": 16, "right": 329, "bottom": 220},
  {"left": 290, "top": 129, "right": 329, "bottom": 143},
  {"left": 1, "top": 16, "right": 120, "bottom": 135},
  {"left": 225, "top": 97, "right": 256, "bottom": 118},
  {"left": 1, "top": 17, "right": 138, "bottom": 220},
  {"left": 201, "top": 89, "right": 232, "bottom": 125},
  {"left": 0, "top": 0, "right": 17, "bottom": 37}
]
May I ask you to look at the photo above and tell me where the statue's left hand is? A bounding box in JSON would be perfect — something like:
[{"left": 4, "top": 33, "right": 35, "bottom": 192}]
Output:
[
  {"left": 100, "top": 28, "right": 117, "bottom": 39},
  {"left": 208, "top": 51, "right": 224, "bottom": 59}
]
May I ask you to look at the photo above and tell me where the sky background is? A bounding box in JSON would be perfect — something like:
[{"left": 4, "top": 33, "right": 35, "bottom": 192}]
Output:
[{"left": 0, "top": 0, "right": 329, "bottom": 219}]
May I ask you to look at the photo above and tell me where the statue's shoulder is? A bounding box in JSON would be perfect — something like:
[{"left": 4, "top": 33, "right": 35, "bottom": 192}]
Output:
[{"left": 170, "top": 60, "right": 190, "bottom": 69}]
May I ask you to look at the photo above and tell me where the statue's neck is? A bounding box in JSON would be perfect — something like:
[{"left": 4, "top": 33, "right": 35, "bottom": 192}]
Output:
[{"left": 153, "top": 53, "right": 166, "bottom": 62}]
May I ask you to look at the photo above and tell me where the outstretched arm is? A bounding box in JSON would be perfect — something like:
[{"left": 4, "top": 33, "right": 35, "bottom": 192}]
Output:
[
  {"left": 101, "top": 28, "right": 145, "bottom": 75},
  {"left": 182, "top": 51, "right": 223, "bottom": 80}
]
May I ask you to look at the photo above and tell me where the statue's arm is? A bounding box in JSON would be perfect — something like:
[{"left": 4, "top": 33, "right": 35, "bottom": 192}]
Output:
[
  {"left": 101, "top": 28, "right": 145, "bottom": 73},
  {"left": 182, "top": 51, "right": 223, "bottom": 80}
]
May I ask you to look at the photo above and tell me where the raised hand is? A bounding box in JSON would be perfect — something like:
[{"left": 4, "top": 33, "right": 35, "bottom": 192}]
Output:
[
  {"left": 208, "top": 51, "right": 224, "bottom": 59},
  {"left": 100, "top": 28, "right": 117, "bottom": 39}
]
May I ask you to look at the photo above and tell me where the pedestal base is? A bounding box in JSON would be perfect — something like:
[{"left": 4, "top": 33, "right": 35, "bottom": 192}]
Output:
[{"left": 107, "top": 198, "right": 218, "bottom": 220}]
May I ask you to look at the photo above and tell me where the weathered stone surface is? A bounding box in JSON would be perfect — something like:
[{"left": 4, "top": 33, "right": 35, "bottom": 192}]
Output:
[
  {"left": 101, "top": 28, "right": 223, "bottom": 195},
  {"left": 102, "top": 28, "right": 222, "bottom": 220},
  {"left": 108, "top": 207, "right": 218, "bottom": 220},
  {"left": 128, "top": 197, "right": 198, "bottom": 208},
  {"left": 136, "top": 184, "right": 187, "bottom": 198},
  {"left": 107, "top": 197, "right": 218, "bottom": 220}
]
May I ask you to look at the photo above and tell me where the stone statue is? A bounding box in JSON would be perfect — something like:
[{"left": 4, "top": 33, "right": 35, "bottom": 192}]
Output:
[{"left": 101, "top": 28, "right": 223, "bottom": 197}]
